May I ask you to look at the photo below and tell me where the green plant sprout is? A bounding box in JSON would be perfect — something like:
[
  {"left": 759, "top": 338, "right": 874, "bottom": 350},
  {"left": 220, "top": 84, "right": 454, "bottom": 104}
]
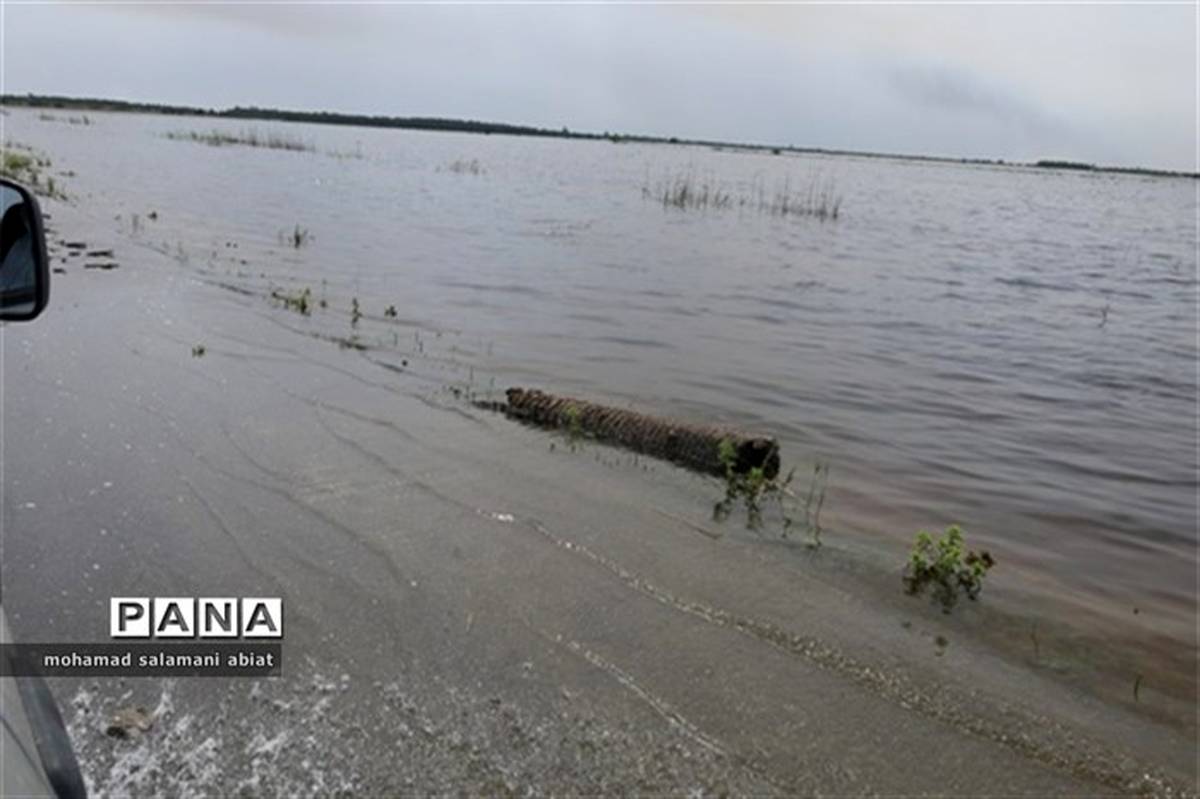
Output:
[
  {"left": 902, "top": 525, "right": 995, "bottom": 613},
  {"left": 561, "top": 404, "right": 584, "bottom": 451},
  {"left": 712, "top": 439, "right": 829, "bottom": 544}
]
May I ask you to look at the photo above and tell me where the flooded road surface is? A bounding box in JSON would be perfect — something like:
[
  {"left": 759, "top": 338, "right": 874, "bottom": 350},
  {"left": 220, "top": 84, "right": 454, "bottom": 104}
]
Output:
[
  {"left": 0, "top": 108, "right": 1196, "bottom": 793},
  {"left": 8, "top": 109, "right": 1195, "bottom": 650}
]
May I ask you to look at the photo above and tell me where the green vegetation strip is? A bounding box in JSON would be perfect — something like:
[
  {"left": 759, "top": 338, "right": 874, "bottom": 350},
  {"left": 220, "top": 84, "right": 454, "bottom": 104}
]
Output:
[{"left": 165, "top": 128, "right": 314, "bottom": 152}]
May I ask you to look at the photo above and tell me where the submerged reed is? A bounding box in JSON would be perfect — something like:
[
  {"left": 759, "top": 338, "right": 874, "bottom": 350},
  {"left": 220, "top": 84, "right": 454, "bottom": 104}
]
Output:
[
  {"left": 165, "top": 128, "right": 314, "bottom": 152},
  {"left": 444, "top": 158, "right": 485, "bottom": 175},
  {"left": 643, "top": 171, "right": 842, "bottom": 220}
]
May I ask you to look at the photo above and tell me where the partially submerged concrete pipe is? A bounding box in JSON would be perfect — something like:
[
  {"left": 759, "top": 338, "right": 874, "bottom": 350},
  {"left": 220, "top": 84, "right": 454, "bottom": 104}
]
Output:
[{"left": 504, "top": 387, "right": 780, "bottom": 480}]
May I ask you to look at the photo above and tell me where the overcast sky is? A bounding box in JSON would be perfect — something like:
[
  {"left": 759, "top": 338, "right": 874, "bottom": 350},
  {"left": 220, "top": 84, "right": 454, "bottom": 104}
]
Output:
[{"left": 2, "top": 3, "right": 1196, "bottom": 170}]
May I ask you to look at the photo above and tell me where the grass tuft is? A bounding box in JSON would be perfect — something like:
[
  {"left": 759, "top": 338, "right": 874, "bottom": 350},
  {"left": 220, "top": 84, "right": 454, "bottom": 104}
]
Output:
[
  {"left": 444, "top": 158, "right": 484, "bottom": 175},
  {"left": 287, "top": 225, "right": 311, "bottom": 248},
  {"left": 1, "top": 142, "right": 68, "bottom": 199},
  {"left": 39, "top": 112, "right": 91, "bottom": 125},
  {"left": 165, "top": 128, "right": 314, "bottom": 152},
  {"left": 643, "top": 171, "right": 842, "bottom": 220},
  {"left": 271, "top": 287, "right": 312, "bottom": 315}
]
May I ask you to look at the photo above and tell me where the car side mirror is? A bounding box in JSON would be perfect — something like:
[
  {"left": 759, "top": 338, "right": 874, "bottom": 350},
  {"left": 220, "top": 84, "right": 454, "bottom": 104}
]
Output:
[{"left": 0, "top": 179, "right": 50, "bottom": 322}]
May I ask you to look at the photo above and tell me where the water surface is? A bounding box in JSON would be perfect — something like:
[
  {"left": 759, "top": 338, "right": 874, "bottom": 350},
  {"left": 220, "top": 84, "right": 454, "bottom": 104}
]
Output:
[{"left": 9, "top": 108, "right": 1196, "bottom": 669}]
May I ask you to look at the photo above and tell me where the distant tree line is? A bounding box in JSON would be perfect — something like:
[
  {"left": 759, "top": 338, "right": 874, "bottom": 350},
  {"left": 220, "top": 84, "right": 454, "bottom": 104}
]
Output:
[
  {"left": 1035, "top": 159, "right": 1097, "bottom": 171},
  {"left": 1032, "top": 159, "right": 1194, "bottom": 179},
  {"left": 1, "top": 93, "right": 605, "bottom": 140},
  {"left": 3, "top": 93, "right": 1195, "bottom": 179}
]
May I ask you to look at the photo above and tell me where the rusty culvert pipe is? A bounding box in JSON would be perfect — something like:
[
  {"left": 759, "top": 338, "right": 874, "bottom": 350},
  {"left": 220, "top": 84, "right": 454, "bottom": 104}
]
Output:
[{"left": 503, "top": 387, "right": 781, "bottom": 480}]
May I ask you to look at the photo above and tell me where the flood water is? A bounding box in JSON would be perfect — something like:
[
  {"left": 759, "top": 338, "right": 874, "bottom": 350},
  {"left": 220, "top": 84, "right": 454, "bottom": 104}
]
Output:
[{"left": 7, "top": 109, "right": 1197, "bottom": 661}]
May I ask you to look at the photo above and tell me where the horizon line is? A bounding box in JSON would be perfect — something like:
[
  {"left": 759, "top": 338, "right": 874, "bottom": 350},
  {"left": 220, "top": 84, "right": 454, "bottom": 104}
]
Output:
[{"left": 3, "top": 91, "right": 1196, "bottom": 179}]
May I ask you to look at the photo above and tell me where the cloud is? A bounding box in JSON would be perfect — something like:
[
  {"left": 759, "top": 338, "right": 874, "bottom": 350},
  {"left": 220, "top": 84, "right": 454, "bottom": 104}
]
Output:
[
  {"left": 1, "top": 3, "right": 1193, "bottom": 170},
  {"left": 87, "top": 3, "right": 377, "bottom": 40},
  {"left": 884, "top": 62, "right": 1062, "bottom": 137}
]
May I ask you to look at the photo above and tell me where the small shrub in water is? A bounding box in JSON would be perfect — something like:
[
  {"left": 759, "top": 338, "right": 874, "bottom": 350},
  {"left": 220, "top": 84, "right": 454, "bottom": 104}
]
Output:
[
  {"left": 271, "top": 287, "right": 312, "bottom": 315},
  {"left": 714, "top": 439, "right": 788, "bottom": 531},
  {"left": 903, "top": 525, "right": 995, "bottom": 613},
  {"left": 713, "top": 440, "right": 828, "bottom": 544},
  {"left": 1, "top": 151, "right": 34, "bottom": 179}
]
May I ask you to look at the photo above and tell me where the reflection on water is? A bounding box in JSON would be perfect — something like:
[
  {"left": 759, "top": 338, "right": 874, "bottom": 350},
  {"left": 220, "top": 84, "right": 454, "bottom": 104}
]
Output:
[{"left": 14, "top": 108, "right": 1197, "bottom": 661}]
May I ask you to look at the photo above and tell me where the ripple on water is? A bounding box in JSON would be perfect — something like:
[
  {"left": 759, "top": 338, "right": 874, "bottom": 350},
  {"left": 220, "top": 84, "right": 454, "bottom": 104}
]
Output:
[{"left": 17, "top": 107, "right": 1195, "bottom": 706}]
